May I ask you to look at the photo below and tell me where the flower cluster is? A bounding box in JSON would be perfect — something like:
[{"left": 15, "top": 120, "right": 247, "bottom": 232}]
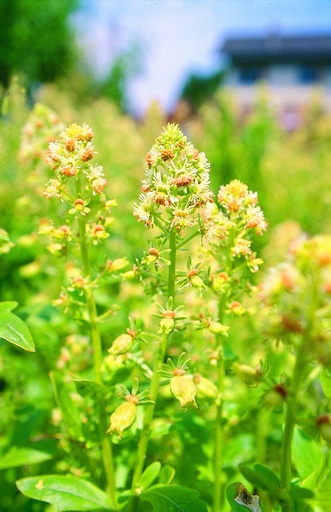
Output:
[
  {"left": 41, "top": 124, "right": 116, "bottom": 251},
  {"left": 259, "top": 234, "right": 331, "bottom": 364},
  {"left": 45, "top": 123, "right": 108, "bottom": 199},
  {"left": 133, "top": 123, "right": 213, "bottom": 231},
  {"left": 19, "top": 103, "right": 64, "bottom": 169},
  {"left": 203, "top": 179, "right": 268, "bottom": 272}
]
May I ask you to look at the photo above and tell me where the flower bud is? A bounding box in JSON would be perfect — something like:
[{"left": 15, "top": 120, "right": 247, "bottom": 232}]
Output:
[
  {"left": 208, "top": 321, "right": 229, "bottom": 335},
  {"left": 108, "top": 333, "right": 133, "bottom": 356},
  {"left": 193, "top": 373, "right": 219, "bottom": 400},
  {"left": 190, "top": 275, "right": 205, "bottom": 288},
  {"left": 229, "top": 301, "right": 245, "bottom": 315},
  {"left": 158, "top": 311, "right": 176, "bottom": 334},
  {"left": 187, "top": 269, "right": 204, "bottom": 288},
  {"left": 52, "top": 292, "right": 69, "bottom": 308},
  {"left": 170, "top": 375, "right": 198, "bottom": 410},
  {"left": 263, "top": 384, "right": 288, "bottom": 408},
  {"left": 120, "top": 270, "right": 136, "bottom": 280},
  {"left": 19, "top": 261, "right": 41, "bottom": 278},
  {"left": 47, "top": 243, "right": 64, "bottom": 255},
  {"left": 106, "top": 257, "right": 129, "bottom": 272},
  {"left": 146, "top": 247, "right": 160, "bottom": 264},
  {"left": 158, "top": 317, "right": 175, "bottom": 334},
  {"left": 106, "top": 402, "right": 136, "bottom": 439},
  {"left": 316, "top": 414, "right": 331, "bottom": 443},
  {"left": 232, "top": 363, "right": 263, "bottom": 385},
  {"left": 102, "top": 354, "right": 126, "bottom": 373}
]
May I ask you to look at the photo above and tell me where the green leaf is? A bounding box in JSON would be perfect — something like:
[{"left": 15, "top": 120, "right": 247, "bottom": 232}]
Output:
[
  {"left": 137, "top": 462, "right": 162, "bottom": 492},
  {"left": 140, "top": 484, "right": 208, "bottom": 512},
  {"left": 0, "top": 230, "right": 10, "bottom": 242},
  {"left": 73, "top": 376, "right": 108, "bottom": 396},
  {"left": 252, "top": 465, "right": 280, "bottom": 489},
  {"left": 0, "top": 439, "right": 57, "bottom": 469},
  {"left": 0, "top": 304, "right": 35, "bottom": 352},
  {"left": 303, "top": 449, "right": 331, "bottom": 508},
  {"left": 240, "top": 464, "right": 279, "bottom": 495},
  {"left": 158, "top": 465, "right": 175, "bottom": 485},
  {"left": 16, "top": 474, "right": 115, "bottom": 511},
  {"left": 289, "top": 485, "right": 314, "bottom": 500},
  {"left": 50, "top": 372, "right": 84, "bottom": 441},
  {"left": 292, "top": 428, "right": 323, "bottom": 479},
  {"left": 0, "top": 301, "right": 18, "bottom": 312},
  {"left": 320, "top": 369, "right": 331, "bottom": 399}
]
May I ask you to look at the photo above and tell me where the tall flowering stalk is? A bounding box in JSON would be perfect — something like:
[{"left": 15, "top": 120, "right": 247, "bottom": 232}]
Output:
[
  {"left": 130, "top": 124, "right": 213, "bottom": 507},
  {"left": 202, "top": 179, "right": 267, "bottom": 511},
  {"left": 42, "top": 123, "right": 117, "bottom": 505},
  {"left": 260, "top": 234, "right": 331, "bottom": 511}
]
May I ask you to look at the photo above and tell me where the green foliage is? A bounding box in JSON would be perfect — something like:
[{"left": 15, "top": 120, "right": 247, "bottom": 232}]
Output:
[
  {"left": 50, "top": 371, "right": 85, "bottom": 441},
  {"left": 16, "top": 474, "right": 116, "bottom": 511},
  {"left": 139, "top": 485, "right": 208, "bottom": 512},
  {"left": 0, "top": 301, "right": 35, "bottom": 352},
  {"left": 99, "top": 44, "right": 142, "bottom": 112},
  {"left": 137, "top": 461, "right": 162, "bottom": 492},
  {"left": 187, "top": 88, "right": 278, "bottom": 197},
  {"left": 0, "top": 0, "right": 78, "bottom": 87},
  {"left": 1, "top": 82, "right": 331, "bottom": 512},
  {"left": 0, "top": 439, "right": 57, "bottom": 470},
  {"left": 180, "top": 69, "right": 225, "bottom": 111},
  {"left": 302, "top": 451, "right": 331, "bottom": 511}
]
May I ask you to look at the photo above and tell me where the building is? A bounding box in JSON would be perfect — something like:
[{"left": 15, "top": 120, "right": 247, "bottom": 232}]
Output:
[{"left": 221, "top": 33, "right": 331, "bottom": 118}]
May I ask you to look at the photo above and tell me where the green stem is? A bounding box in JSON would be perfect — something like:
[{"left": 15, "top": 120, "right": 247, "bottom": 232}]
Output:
[
  {"left": 255, "top": 406, "right": 269, "bottom": 465},
  {"left": 130, "top": 228, "right": 177, "bottom": 511},
  {"left": 140, "top": 269, "right": 168, "bottom": 284},
  {"left": 130, "top": 332, "right": 168, "bottom": 498},
  {"left": 280, "top": 273, "right": 317, "bottom": 512},
  {"left": 168, "top": 228, "right": 177, "bottom": 302},
  {"left": 75, "top": 186, "right": 117, "bottom": 508},
  {"left": 176, "top": 229, "right": 200, "bottom": 250},
  {"left": 213, "top": 291, "right": 228, "bottom": 512},
  {"left": 213, "top": 341, "right": 225, "bottom": 512},
  {"left": 279, "top": 340, "right": 307, "bottom": 512}
]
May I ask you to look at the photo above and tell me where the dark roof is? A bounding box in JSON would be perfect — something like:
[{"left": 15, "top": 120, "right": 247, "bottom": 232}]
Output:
[{"left": 222, "top": 34, "right": 331, "bottom": 66}]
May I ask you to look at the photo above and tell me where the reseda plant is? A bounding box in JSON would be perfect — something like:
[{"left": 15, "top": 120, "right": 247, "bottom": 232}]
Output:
[
  {"left": 252, "top": 234, "right": 331, "bottom": 512},
  {"left": 14, "top": 121, "right": 269, "bottom": 512},
  {"left": 15, "top": 122, "right": 218, "bottom": 512},
  {"left": 199, "top": 179, "right": 267, "bottom": 511},
  {"left": 14, "top": 119, "right": 331, "bottom": 512},
  {"left": 128, "top": 125, "right": 270, "bottom": 512},
  {"left": 16, "top": 122, "right": 124, "bottom": 509}
]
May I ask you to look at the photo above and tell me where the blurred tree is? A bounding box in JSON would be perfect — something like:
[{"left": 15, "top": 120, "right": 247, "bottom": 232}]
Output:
[
  {"left": 98, "top": 44, "right": 142, "bottom": 112},
  {"left": 0, "top": 0, "right": 78, "bottom": 88},
  {"left": 180, "top": 69, "right": 225, "bottom": 111}
]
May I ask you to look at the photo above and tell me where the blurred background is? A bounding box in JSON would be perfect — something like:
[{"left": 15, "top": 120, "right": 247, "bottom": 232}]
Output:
[
  {"left": 1, "top": 0, "right": 331, "bottom": 117},
  {"left": 1, "top": 0, "right": 331, "bottom": 281}
]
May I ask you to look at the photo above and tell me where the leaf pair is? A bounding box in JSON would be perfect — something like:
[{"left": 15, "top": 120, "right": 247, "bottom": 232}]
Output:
[
  {"left": 238, "top": 463, "right": 314, "bottom": 511},
  {"left": 16, "top": 475, "right": 209, "bottom": 512}
]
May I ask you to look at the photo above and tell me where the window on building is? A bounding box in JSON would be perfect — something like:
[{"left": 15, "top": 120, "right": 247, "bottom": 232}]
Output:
[
  {"left": 239, "top": 67, "right": 263, "bottom": 84},
  {"left": 299, "top": 67, "right": 320, "bottom": 84}
]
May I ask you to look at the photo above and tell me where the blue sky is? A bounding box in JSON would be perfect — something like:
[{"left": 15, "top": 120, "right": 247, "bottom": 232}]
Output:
[{"left": 75, "top": 0, "right": 331, "bottom": 115}]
